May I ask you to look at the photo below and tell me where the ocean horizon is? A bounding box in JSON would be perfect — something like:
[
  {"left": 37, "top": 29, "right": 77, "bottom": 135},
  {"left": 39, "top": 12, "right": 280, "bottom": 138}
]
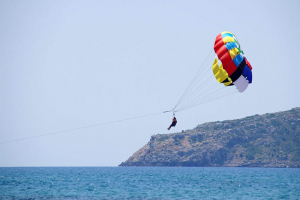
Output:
[{"left": 1, "top": 167, "right": 299, "bottom": 199}]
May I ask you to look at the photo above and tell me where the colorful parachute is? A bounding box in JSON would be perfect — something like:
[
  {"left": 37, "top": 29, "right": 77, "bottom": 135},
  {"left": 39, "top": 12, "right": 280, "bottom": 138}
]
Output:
[
  {"left": 172, "top": 32, "right": 253, "bottom": 112},
  {"left": 212, "top": 31, "right": 252, "bottom": 92}
]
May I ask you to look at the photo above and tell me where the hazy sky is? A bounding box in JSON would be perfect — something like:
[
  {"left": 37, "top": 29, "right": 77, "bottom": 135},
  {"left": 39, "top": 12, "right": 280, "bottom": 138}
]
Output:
[{"left": 1, "top": 0, "right": 300, "bottom": 167}]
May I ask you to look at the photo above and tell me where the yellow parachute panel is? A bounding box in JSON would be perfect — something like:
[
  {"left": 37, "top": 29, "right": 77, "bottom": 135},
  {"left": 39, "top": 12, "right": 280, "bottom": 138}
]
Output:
[
  {"left": 228, "top": 47, "right": 240, "bottom": 59},
  {"left": 212, "top": 58, "right": 220, "bottom": 75},
  {"left": 212, "top": 58, "right": 232, "bottom": 86},
  {"left": 222, "top": 36, "right": 235, "bottom": 44}
]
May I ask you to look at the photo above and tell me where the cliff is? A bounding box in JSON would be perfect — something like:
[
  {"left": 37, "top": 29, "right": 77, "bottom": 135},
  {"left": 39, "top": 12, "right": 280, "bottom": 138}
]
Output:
[{"left": 119, "top": 108, "right": 300, "bottom": 167}]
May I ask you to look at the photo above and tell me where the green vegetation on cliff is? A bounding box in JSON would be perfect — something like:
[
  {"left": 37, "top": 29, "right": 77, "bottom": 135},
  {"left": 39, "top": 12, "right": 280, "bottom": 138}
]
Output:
[{"left": 120, "top": 108, "right": 300, "bottom": 167}]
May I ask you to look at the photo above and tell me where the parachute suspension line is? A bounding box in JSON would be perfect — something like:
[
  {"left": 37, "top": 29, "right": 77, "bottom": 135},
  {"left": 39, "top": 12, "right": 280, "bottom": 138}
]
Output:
[
  {"left": 182, "top": 53, "right": 215, "bottom": 99},
  {"left": 176, "top": 87, "right": 237, "bottom": 111},
  {"left": 175, "top": 31, "right": 251, "bottom": 113},
  {"left": 175, "top": 86, "right": 230, "bottom": 111},
  {"left": 173, "top": 31, "right": 252, "bottom": 113},
  {"left": 176, "top": 91, "right": 239, "bottom": 112},
  {"left": 173, "top": 43, "right": 248, "bottom": 113},
  {"left": 177, "top": 49, "right": 215, "bottom": 104},
  {"left": 181, "top": 60, "right": 214, "bottom": 99},
  {"left": 174, "top": 75, "right": 214, "bottom": 109},
  {"left": 175, "top": 79, "right": 226, "bottom": 110},
  {"left": 173, "top": 49, "right": 215, "bottom": 110},
  {"left": 0, "top": 111, "right": 165, "bottom": 145},
  {"left": 175, "top": 90, "right": 239, "bottom": 112},
  {"left": 173, "top": 47, "right": 235, "bottom": 112},
  {"left": 190, "top": 89, "right": 238, "bottom": 108},
  {"left": 186, "top": 78, "right": 234, "bottom": 103},
  {"left": 164, "top": 108, "right": 176, "bottom": 116},
  {"left": 173, "top": 49, "right": 214, "bottom": 109}
]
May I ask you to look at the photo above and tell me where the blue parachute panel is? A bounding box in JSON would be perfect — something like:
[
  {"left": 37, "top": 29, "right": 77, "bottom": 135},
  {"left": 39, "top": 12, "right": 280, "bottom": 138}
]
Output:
[
  {"left": 233, "top": 54, "right": 243, "bottom": 67},
  {"left": 242, "top": 65, "right": 252, "bottom": 83},
  {"left": 225, "top": 42, "right": 237, "bottom": 51},
  {"left": 222, "top": 32, "right": 233, "bottom": 38}
]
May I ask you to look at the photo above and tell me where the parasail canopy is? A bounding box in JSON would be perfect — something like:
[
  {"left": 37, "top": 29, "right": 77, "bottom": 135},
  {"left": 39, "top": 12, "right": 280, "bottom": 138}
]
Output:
[
  {"left": 213, "top": 31, "right": 252, "bottom": 93},
  {"left": 171, "top": 31, "right": 253, "bottom": 113}
]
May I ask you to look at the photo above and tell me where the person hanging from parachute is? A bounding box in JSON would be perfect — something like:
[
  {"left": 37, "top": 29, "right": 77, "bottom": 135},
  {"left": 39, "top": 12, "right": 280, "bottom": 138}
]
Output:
[
  {"left": 167, "top": 115, "right": 177, "bottom": 130},
  {"left": 167, "top": 31, "right": 252, "bottom": 128}
]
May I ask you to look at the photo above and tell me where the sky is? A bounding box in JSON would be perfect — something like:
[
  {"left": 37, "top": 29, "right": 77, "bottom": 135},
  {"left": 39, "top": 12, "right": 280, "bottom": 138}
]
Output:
[{"left": 1, "top": 0, "right": 300, "bottom": 167}]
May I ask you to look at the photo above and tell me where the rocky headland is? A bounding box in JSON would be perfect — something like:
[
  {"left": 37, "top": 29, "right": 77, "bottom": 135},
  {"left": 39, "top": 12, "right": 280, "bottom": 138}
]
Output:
[{"left": 120, "top": 108, "right": 300, "bottom": 168}]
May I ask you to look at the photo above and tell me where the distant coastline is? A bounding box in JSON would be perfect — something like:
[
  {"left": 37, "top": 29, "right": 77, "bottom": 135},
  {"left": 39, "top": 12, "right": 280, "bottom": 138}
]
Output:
[{"left": 120, "top": 108, "right": 300, "bottom": 168}]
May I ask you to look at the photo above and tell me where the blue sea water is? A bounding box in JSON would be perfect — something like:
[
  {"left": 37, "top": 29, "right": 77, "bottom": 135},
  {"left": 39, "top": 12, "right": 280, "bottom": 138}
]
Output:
[{"left": 0, "top": 167, "right": 299, "bottom": 200}]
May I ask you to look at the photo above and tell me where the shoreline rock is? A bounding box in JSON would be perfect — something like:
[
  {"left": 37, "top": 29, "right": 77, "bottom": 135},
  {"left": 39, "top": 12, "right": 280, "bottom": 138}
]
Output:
[{"left": 120, "top": 108, "right": 300, "bottom": 168}]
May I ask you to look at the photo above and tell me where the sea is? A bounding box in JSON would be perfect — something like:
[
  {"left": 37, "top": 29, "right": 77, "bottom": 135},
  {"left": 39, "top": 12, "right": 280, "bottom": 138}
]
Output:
[{"left": 0, "top": 167, "right": 299, "bottom": 200}]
